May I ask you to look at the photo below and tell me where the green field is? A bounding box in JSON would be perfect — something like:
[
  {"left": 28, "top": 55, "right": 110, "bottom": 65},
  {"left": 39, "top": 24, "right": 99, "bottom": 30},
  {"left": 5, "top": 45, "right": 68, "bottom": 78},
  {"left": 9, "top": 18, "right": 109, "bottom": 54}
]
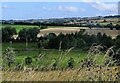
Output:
[
  {"left": 2, "top": 42, "right": 119, "bottom": 81},
  {"left": 1, "top": 24, "right": 74, "bottom": 33},
  {"left": 2, "top": 42, "right": 104, "bottom": 70},
  {"left": 1, "top": 24, "right": 39, "bottom": 33}
]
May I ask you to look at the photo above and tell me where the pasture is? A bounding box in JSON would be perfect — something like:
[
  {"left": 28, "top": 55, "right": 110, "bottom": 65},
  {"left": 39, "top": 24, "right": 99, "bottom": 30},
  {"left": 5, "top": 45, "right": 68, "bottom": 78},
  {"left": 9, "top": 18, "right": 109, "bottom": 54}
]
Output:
[
  {"left": 1, "top": 24, "right": 73, "bottom": 33},
  {"left": 2, "top": 42, "right": 120, "bottom": 81},
  {"left": 1, "top": 24, "right": 39, "bottom": 33},
  {"left": 2, "top": 42, "right": 105, "bottom": 70}
]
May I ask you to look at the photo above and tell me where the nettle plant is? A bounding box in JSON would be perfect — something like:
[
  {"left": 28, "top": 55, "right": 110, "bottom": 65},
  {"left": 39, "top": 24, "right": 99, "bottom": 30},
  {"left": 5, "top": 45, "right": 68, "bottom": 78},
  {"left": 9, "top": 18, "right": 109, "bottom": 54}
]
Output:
[
  {"left": 80, "top": 44, "right": 120, "bottom": 81},
  {"left": 24, "top": 56, "right": 32, "bottom": 65},
  {"left": 2, "top": 47, "right": 15, "bottom": 67}
]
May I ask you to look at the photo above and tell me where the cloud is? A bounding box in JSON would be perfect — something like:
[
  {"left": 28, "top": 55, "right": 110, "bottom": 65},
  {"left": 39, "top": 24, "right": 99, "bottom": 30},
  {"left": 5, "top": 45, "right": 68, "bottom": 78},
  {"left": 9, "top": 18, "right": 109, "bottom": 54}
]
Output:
[
  {"left": 42, "top": 6, "right": 52, "bottom": 11},
  {"left": 90, "top": 1, "right": 117, "bottom": 13},
  {"left": 2, "top": 4, "right": 8, "bottom": 9},
  {"left": 2, "top": 4, "right": 14, "bottom": 9},
  {"left": 80, "top": 8, "right": 86, "bottom": 12},
  {"left": 81, "top": 0, "right": 119, "bottom": 2},
  {"left": 58, "top": 6, "right": 85, "bottom": 12},
  {"left": 42, "top": 6, "right": 85, "bottom": 12},
  {"left": 58, "top": 6, "right": 78, "bottom": 12}
]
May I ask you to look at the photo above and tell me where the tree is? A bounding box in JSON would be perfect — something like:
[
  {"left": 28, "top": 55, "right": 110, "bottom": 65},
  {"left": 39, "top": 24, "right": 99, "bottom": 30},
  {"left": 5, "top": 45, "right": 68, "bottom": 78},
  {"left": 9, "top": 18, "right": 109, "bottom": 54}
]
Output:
[
  {"left": 61, "top": 36, "right": 70, "bottom": 49},
  {"left": 40, "top": 25, "right": 48, "bottom": 29},
  {"left": 27, "top": 28, "right": 39, "bottom": 42},
  {"left": 115, "top": 24, "right": 119, "bottom": 30},
  {"left": 101, "top": 34, "right": 113, "bottom": 48},
  {"left": 2, "top": 47, "right": 15, "bottom": 67},
  {"left": 0, "top": 29, "right": 2, "bottom": 43},
  {"left": 96, "top": 23, "right": 101, "bottom": 28},
  {"left": 19, "top": 28, "right": 39, "bottom": 42},
  {"left": 89, "top": 34, "right": 99, "bottom": 45},
  {"left": 2, "top": 26, "right": 17, "bottom": 42},
  {"left": 107, "top": 23, "right": 113, "bottom": 30},
  {"left": 103, "top": 19, "right": 107, "bottom": 22},
  {"left": 115, "top": 35, "right": 120, "bottom": 49},
  {"left": 18, "top": 28, "right": 28, "bottom": 42},
  {"left": 77, "top": 38, "right": 85, "bottom": 48},
  {"left": 69, "top": 36, "right": 77, "bottom": 48},
  {"left": 97, "top": 32, "right": 102, "bottom": 43},
  {"left": 46, "top": 33, "right": 56, "bottom": 40}
]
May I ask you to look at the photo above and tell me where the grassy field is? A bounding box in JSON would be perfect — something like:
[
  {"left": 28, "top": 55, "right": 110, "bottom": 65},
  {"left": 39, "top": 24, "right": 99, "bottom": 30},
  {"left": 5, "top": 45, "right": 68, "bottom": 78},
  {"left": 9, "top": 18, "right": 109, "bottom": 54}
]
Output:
[
  {"left": 2, "top": 42, "right": 105, "bottom": 70},
  {"left": 1, "top": 24, "right": 73, "bottom": 33},
  {"left": 1, "top": 24, "right": 39, "bottom": 33},
  {"left": 1, "top": 42, "right": 120, "bottom": 81}
]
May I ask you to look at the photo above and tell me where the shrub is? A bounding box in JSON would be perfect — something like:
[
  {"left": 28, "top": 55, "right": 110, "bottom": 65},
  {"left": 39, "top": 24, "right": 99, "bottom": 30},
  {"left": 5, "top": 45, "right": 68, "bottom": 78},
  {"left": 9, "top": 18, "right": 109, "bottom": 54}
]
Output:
[
  {"left": 67, "top": 57, "right": 74, "bottom": 69},
  {"left": 24, "top": 56, "right": 32, "bottom": 65},
  {"left": 2, "top": 47, "right": 15, "bottom": 67},
  {"left": 51, "top": 58, "right": 57, "bottom": 70}
]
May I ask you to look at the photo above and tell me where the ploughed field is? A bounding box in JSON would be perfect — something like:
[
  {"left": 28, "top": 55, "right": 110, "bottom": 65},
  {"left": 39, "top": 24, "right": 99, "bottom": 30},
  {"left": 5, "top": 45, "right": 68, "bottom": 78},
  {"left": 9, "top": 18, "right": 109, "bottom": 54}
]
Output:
[
  {"left": 1, "top": 24, "right": 119, "bottom": 39},
  {"left": 37, "top": 27, "right": 120, "bottom": 39}
]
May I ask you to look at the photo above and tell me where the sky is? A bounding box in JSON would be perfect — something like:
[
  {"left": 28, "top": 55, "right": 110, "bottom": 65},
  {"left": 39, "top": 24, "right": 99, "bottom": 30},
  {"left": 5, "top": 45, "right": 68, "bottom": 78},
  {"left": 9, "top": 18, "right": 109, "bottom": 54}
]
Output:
[{"left": 1, "top": 0, "right": 120, "bottom": 20}]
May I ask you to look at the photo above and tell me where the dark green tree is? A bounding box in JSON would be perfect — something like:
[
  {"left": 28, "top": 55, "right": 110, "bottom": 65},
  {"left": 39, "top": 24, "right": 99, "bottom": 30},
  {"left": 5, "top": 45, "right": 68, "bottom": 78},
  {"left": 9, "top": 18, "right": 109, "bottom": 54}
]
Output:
[
  {"left": 107, "top": 23, "right": 113, "bottom": 30},
  {"left": 2, "top": 26, "right": 17, "bottom": 42},
  {"left": 115, "top": 24, "right": 120, "bottom": 30},
  {"left": 19, "top": 28, "right": 39, "bottom": 42},
  {"left": 28, "top": 28, "right": 39, "bottom": 42},
  {"left": 115, "top": 35, "right": 120, "bottom": 49},
  {"left": 19, "top": 28, "right": 28, "bottom": 42}
]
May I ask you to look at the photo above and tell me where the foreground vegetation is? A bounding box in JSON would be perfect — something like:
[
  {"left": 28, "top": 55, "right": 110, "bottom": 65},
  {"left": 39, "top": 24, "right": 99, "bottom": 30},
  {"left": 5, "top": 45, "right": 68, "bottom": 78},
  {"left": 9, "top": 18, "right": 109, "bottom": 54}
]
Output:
[
  {"left": 2, "top": 66, "right": 120, "bottom": 81},
  {"left": 2, "top": 42, "right": 105, "bottom": 70},
  {"left": 1, "top": 43, "right": 120, "bottom": 81},
  {"left": 1, "top": 21, "right": 120, "bottom": 81}
]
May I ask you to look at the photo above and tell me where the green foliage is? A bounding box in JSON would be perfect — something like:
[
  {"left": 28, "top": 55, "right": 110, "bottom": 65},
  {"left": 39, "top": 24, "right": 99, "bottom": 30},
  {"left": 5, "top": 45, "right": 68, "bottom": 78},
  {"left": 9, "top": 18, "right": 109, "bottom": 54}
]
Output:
[
  {"left": 115, "top": 35, "right": 120, "bottom": 49},
  {"left": 2, "top": 47, "right": 15, "bottom": 67},
  {"left": 18, "top": 28, "right": 28, "bottom": 41},
  {"left": 24, "top": 56, "right": 32, "bottom": 65},
  {"left": 67, "top": 57, "right": 74, "bottom": 69},
  {"left": 2, "top": 26, "right": 17, "bottom": 42},
  {"left": 40, "top": 25, "right": 48, "bottom": 29},
  {"left": 115, "top": 24, "right": 120, "bottom": 30},
  {"left": 19, "top": 28, "right": 39, "bottom": 42},
  {"left": 51, "top": 58, "right": 57, "bottom": 70},
  {"left": 107, "top": 23, "right": 113, "bottom": 30},
  {"left": 38, "top": 30, "right": 114, "bottom": 50}
]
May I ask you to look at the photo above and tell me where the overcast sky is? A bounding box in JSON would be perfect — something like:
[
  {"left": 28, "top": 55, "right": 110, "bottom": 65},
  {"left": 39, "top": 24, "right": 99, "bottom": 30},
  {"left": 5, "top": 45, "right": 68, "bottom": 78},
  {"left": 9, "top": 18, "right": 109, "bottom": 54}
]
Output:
[{"left": 1, "top": 0, "right": 119, "bottom": 20}]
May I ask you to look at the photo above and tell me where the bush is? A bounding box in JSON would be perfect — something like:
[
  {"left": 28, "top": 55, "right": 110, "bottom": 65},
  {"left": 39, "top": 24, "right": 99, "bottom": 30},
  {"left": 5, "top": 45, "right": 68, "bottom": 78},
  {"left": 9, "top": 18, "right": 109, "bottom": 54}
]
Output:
[
  {"left": 115, "top": 35, "right": 120, "bottom": 49},
  {"left": 81, "top": 58, "right": 96, "bottom": 68},
  {"left": 51, "top": 58, "right": 57, "bottom": 70},
  {"left": 67, "top": 57, "right": 74, "bottom": 69},
  {"left": 24, "top": 56, "right": 32, "bottom": 65},
  {"left": 2, "top": 26, "right": 17, "bottom": 42},
  {"left": 2, "top": 47, "right": 15, "bottom": 67}
]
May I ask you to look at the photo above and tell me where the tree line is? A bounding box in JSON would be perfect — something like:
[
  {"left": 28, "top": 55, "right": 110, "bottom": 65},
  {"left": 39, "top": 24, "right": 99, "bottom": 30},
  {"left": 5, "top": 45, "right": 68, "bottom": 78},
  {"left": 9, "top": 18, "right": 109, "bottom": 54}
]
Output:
[
  {"left": 2, "top": 21, "right": 120, "bottom": 30},
  {"left": 38, "top": 30, "right": 120, "bottom": 50},
  {"left": 1, "top": 26, "right": 120, "bottom": 51}
]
